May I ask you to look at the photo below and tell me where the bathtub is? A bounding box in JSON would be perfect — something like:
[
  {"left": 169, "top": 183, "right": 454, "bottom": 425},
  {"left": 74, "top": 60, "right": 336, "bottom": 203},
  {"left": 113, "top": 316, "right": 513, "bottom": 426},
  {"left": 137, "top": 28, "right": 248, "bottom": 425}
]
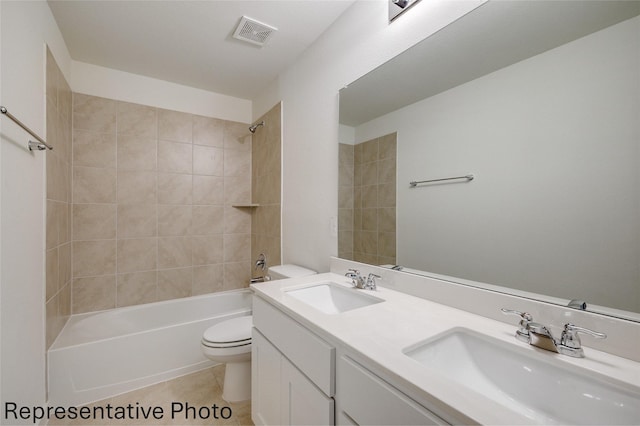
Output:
[{"left": 48, "top": 289, "right": 252, "bottom": 406}]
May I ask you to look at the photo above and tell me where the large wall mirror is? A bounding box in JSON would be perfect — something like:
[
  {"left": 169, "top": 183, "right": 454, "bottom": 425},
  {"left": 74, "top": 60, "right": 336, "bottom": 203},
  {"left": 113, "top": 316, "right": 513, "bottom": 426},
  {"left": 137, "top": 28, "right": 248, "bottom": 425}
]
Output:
[{"left": 338, "top": 1, "right": 640, "bottom": 321}]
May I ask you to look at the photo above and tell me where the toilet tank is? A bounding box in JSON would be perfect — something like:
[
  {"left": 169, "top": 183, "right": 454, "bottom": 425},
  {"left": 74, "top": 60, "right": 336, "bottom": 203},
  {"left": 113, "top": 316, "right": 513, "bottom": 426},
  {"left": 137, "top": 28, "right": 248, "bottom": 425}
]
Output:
[{"left": 268, "top": 264, "right": 316, "bottom": 280}]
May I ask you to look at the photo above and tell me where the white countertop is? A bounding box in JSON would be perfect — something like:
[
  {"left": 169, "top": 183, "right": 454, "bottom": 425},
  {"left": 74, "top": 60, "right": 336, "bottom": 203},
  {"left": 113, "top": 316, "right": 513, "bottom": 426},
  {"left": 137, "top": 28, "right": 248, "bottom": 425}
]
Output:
[{"left": 251, "top": 272, "right": 640, "bottom": 425}]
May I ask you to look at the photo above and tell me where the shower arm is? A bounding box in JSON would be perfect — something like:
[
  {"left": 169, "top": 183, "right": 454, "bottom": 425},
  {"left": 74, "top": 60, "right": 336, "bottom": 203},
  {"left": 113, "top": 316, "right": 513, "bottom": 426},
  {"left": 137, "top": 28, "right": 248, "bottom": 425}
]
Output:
[{"left": 249, "top": 120, "right": 265, "bottom": 133}]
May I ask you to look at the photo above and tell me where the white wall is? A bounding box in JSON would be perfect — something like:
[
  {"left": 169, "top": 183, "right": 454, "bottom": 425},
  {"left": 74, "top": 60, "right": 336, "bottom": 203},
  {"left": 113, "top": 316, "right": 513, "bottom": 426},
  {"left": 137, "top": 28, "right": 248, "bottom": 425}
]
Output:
[
  {"left": 338, "top": 124, "right": 355, "bottom": 145},
  {"left": 72, "top": 61, "right": 252, "bottom": 123},
  {"left": 0, "top": 1, "right": 71, "bottom": 420},
  {"left": 253, "top": 0, "right": 485, "bottom": 273},
  {"left": 0, "top": 4, "right": 250, "bottom": 415},
  {"left": 354, "top": 16, "right": 640, "bottom": 312}
]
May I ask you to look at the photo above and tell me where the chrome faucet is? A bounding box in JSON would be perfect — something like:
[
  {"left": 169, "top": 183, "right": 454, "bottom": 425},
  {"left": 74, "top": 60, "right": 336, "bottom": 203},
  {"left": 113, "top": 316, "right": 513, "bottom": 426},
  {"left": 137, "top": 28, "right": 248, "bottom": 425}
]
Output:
[
  {"left": 501, "top": 309, "right": 606, "bottom": 358},
  {"left": 527, "top": 322, "right": 560, "bottom": 353},
  {"left": 364, "top": 273, "right": 380, "bottom": 290},
  {"left": 251, "top": 253, "right": 268, "bottom": 284},
  {"left": 255, "top": 253, "right": 267, "bottom": 271},
  {"left": 345, "top": 269, "right": 365, "bottom": 288},
  {"left": 345, "top": 269, "right": 380, "bottom": 290}
]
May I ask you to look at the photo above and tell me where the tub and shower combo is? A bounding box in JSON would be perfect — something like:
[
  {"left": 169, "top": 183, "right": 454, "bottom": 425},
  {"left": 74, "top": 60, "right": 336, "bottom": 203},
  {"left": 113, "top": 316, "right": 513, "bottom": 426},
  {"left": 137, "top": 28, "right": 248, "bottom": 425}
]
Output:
[
  {"left": 48, "top": 289, "right": 252, "bottom": 406},
  {"left": 49, "top": 264, "right": 317, "bottom": 406}
]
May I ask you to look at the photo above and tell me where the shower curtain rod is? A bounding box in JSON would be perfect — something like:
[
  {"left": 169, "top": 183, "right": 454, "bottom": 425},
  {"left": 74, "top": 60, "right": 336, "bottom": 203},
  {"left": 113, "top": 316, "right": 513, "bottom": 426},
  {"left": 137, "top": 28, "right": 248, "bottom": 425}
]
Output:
[
  {"left": 0, "top": 106, "right": 53, "bottom": 151},
  {"left": 409, "top": 174, "right": 474, "bottom": 187}
]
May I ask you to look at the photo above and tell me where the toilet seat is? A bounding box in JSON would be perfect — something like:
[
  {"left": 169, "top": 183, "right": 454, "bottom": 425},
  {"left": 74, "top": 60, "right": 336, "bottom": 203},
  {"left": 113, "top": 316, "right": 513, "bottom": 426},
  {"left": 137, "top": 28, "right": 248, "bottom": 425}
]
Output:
[{"left": 202, "top": 316, "right": 252, "bottom": 349}]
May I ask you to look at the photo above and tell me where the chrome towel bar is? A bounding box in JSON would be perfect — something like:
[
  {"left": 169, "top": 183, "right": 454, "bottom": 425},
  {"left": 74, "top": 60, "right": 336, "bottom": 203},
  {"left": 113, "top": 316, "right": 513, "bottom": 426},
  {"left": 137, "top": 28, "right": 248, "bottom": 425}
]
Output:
[
  {"left": 409, "top": 174, "right": 474, "bottom": 187},
  {"left": 0, "top": 106, "right": 53, "bottom": 151}
]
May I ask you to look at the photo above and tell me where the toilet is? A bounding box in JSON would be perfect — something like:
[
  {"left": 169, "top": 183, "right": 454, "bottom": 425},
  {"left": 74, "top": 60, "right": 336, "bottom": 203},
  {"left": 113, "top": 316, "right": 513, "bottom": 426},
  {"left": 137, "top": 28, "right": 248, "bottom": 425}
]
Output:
[{"left": 201, "top": 264, "right": 316, "bottom": 402}]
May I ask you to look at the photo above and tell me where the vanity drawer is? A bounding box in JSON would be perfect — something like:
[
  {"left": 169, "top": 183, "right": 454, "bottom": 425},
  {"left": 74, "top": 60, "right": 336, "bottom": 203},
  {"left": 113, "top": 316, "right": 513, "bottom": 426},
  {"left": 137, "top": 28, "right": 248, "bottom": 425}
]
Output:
[
  {"left": 252, "top": 296, "right": 335, "bottom": 396},
  {"left": 338, "top": 356, "right": 449, "bottom": 426}
]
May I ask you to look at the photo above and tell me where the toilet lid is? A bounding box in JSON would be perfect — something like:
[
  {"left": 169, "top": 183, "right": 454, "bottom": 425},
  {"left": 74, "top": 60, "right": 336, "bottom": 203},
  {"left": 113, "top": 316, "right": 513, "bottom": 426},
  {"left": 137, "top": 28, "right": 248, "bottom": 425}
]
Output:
[{"left": 203, "top": 316, "right": 252, "bottom": 344}]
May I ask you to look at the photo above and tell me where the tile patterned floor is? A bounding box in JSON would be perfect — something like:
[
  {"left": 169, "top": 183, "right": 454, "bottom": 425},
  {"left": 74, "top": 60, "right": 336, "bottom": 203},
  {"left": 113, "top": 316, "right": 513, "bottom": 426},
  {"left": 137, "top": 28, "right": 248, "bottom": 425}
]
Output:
[{"left": 48, "top": 366, "right": 253, "bottom": 426}]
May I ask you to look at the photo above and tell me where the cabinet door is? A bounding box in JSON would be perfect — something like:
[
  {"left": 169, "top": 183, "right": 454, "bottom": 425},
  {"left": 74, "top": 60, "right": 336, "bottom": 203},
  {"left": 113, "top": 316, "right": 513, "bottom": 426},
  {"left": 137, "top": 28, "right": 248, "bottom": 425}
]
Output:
[
  {"left": 253, "top": 296, "right": 335, "bottom": 396},
  {"left": 338, "top": 356, "right": 449, "bottom": 426},
  {"left": 252, "top": 329, "right": 282, "bottom": 426},
  {"left": 281, "top": 357, "right": 335, "bottom": 426}
]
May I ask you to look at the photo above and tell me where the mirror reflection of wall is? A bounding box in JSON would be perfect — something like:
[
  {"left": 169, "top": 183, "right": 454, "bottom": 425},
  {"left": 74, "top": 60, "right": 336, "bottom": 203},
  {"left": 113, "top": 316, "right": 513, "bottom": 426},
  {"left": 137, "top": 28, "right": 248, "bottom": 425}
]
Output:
[
  {"left": 338, "top": 133, "right": 397, "bottom": 266},
  {"left": 339, "top": 3, "right": 640, "bottom": 318}
]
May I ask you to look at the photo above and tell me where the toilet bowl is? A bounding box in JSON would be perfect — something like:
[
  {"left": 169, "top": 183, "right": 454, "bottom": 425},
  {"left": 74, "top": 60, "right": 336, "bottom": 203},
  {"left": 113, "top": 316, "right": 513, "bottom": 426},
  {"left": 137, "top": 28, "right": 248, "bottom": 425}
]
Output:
[
  {"left": 201, "top": 315, "right": 252, "bottom": 402},
  {"left": 201, "top": 264, "right": 316, "bottom": 402}
]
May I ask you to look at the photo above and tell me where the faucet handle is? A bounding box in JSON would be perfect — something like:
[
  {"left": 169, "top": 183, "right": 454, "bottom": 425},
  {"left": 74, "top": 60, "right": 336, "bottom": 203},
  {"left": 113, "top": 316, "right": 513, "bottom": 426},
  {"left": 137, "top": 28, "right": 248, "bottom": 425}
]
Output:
[
  {"left": 558, "top": 323, "right": 606, "bottom": 358},
  {"left": 345, "top": 268, "right": 360, "bottom": 277},
  {"left": 345, "top": 269, "right": 364, "bottom": 288},
  {"left": 560, "top": 323, "right": 606, "bottom": 348},
  {"left": 501, "top": 309, "right": 533, "bottom": 343},
  {"left": 255, "top": 253, "right": 267, "bottom": 271},
  {"left": 365, "top": 273, "right": 381, "bottom": 290}
]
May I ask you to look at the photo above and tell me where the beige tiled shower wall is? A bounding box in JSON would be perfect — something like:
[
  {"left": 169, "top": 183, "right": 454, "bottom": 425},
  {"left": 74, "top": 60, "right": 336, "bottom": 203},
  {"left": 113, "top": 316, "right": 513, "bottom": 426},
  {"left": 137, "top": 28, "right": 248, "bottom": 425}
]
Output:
[
  {"left": 338, "top": 133, "right": 397, "bottom": 265},
  {"left": 338, "top": 143, "right": 354, "bottom": 260},
  {"left": 45, "top": 48, "right": 73, "bottom": 348},
  {"left": 71, "top": 93, "right": 253, "bottom": 314},
  {"left": 251, "top": 103, "right": 281, "bottom": 273}
]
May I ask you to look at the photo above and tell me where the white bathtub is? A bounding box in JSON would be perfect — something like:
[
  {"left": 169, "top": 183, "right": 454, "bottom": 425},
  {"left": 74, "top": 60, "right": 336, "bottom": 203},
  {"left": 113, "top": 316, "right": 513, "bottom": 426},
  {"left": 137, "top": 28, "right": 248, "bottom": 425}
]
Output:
[{"left": 48, "top": 289, "right": 252, "bottom": 406}]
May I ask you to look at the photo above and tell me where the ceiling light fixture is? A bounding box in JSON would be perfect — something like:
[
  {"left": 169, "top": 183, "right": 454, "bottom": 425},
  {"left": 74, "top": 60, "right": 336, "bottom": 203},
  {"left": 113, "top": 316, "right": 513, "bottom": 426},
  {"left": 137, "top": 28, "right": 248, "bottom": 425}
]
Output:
[{"left": 389, "top": 0, "right": 422, "bottom": 22}]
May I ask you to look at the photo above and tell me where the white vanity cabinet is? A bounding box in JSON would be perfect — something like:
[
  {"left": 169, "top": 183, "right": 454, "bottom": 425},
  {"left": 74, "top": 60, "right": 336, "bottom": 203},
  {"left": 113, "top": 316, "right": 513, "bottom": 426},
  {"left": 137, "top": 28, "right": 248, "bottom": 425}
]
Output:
[
  {"left": 252, "top": 293, "right": 452, "bottom": 426},
  {"left": 336, "top": 355, "right": 450, "bottom": 426},
  {"left": 251, "top": 296, "right": 335, "bottom": 425}
]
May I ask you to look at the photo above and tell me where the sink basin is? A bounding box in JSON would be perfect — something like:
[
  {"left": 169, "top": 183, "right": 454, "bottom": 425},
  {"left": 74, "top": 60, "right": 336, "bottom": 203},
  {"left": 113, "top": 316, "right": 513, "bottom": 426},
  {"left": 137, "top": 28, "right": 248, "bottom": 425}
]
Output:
[
  {"left": 285, "top": 282, "right": 383, "bottom": 314},
  {"left": 403, "top": 328, "right": 640, "bottom": 425}
]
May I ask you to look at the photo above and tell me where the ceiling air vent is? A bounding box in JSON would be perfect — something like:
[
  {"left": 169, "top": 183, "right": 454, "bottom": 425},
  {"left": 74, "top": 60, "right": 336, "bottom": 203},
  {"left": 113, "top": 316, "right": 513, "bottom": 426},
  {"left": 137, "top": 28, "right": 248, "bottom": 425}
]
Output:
[{"left": 233, "top": 16, "right": 277, "bottom": 47}]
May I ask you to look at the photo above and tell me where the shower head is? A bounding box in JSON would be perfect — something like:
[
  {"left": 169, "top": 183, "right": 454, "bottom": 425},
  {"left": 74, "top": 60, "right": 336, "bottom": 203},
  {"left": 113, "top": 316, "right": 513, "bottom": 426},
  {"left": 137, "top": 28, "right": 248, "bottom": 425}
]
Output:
[{"left": 249, "top": 121, "right": 264, "bottom": 133}]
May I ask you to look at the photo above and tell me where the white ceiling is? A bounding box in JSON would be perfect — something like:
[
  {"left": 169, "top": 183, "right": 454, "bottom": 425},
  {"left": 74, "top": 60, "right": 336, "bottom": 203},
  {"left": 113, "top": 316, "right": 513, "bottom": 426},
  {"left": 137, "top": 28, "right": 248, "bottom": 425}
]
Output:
[{"left": 48, "top": 0, "right": 356, "bottom": 100}]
